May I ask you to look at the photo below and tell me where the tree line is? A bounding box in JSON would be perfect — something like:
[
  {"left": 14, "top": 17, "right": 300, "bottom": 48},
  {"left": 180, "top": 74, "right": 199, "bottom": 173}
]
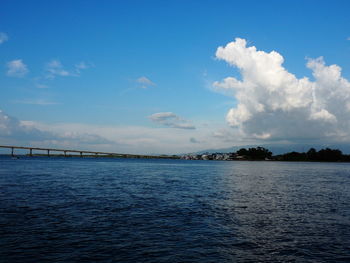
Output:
[{"left": 236, "top": 146, "right": 350, "bottom": 162}]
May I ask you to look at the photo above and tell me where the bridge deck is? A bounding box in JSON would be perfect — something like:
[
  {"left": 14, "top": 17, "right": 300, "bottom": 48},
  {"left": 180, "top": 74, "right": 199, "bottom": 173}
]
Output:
[{"left": 0, "top": 145, "right": 121, "bottom": 156}]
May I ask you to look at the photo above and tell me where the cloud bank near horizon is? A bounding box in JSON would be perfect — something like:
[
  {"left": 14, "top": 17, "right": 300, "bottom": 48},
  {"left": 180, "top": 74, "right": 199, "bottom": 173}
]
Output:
[
  {"left": 0, "top": 110, "right": 114, "bottom": 149},
  {"left": 0, "top": 109, "right": 223, "bottom": 154},
  {"left": 214, "top": 38, "right": 350, "bottom": 144}
]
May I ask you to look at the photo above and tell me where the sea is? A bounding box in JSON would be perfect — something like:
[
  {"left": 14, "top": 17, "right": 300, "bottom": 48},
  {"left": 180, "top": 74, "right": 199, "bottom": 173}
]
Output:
[{"left": 0, "top": 156, "right": 349, "bottom": 262}]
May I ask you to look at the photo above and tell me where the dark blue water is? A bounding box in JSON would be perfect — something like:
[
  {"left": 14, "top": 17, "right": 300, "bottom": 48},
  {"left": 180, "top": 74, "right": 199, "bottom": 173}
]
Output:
[{"left": 0, "top": 157, "right": 349, "bottom": 262}]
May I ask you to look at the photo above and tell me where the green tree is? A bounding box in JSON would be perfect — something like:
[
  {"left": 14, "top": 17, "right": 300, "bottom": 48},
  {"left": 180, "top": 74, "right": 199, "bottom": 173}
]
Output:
[
  {"left": 307, "top": 148, "right": 317, "bottom": 161},
  {"left": 237, "top": 148, "right": 248, "bottom": 156}
]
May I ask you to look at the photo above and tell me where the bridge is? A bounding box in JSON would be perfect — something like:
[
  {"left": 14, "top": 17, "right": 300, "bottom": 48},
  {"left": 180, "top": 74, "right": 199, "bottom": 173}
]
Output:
[
  {"left": 0, "top": 145, "right": 179, "bottom": 159},
  {"left": 0, "top": 145, "right": 123, "bottom": 158}
]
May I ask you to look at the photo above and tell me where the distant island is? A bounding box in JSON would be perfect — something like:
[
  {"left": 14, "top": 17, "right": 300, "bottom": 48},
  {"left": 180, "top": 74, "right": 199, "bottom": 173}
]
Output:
[{"left": 181, "top": 146, "right": 350, "bottom": 162}]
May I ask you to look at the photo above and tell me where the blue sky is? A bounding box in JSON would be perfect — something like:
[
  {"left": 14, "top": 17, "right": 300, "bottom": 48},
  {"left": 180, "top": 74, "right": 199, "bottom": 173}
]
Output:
[{"left": 1, "top": 0, "right": 350, "bottom": 154}]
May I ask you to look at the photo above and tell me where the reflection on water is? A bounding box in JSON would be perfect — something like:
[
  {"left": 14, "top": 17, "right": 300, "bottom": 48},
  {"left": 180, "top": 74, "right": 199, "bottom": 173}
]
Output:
[{"left": 0, "top": 157, "right": 349, "bottom": 262}]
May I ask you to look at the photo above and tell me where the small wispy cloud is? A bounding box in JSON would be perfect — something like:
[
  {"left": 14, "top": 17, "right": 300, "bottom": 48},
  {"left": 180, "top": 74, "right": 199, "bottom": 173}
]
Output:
[
  {"left": 6, "top": 59, "right": 29, "bottom": 77},
  {"left": 46, "top": 60, "right": 90, "bottom": 78},
  {"left": 347, "top": 37, "right": 350, "bottom": 41},
  {"left": 75, "top": 61, "right": 92, "bottom": 74},
  {"left": 149, "top": 112, "right": 195, "bottom": 129},
  {"left": 46, "top": 60, "right": 72, "bottom": 78},
  {"left": 35, "top": 84, "right": 49, "bottom": 89},
  {"left": 13, "top": 99, "right": 58, "bottom": 105},
  {"left": 136, "top": 76, "right": 156, "bottom": 88},
  {"left": 0, "top": 32, "right": 8, "bottom": 44}
]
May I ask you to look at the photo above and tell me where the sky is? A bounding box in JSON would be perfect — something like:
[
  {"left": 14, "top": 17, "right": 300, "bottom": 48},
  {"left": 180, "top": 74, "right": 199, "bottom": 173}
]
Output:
[{"left": 1, "top": 0, "right": 350, "bottom": 154}]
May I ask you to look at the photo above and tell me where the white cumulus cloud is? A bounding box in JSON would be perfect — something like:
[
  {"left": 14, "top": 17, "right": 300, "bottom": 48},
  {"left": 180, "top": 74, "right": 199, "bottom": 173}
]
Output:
[
  {"left": 214, "top": 38, "right": 350, "bottom": 143},
  {"left": 149, "top": 112, "right": 195, "bottom": 129},
  {"left": 6, "top": 59, "right": 29, "bottom": 77},
  {"left": 0, "top": 32, "right": 8, "bottom": 44}
]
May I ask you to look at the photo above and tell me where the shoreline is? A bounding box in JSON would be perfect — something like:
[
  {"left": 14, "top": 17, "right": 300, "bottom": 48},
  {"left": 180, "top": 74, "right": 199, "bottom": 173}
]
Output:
[{"left": 1, "top": 154, "right": 350, "bottom": 163}]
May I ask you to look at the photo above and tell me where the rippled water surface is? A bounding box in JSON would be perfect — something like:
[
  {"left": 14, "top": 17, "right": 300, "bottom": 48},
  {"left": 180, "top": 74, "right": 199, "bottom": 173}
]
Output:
[{"left": 0, "top": 157, "right": 349, "bottom": 262}]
